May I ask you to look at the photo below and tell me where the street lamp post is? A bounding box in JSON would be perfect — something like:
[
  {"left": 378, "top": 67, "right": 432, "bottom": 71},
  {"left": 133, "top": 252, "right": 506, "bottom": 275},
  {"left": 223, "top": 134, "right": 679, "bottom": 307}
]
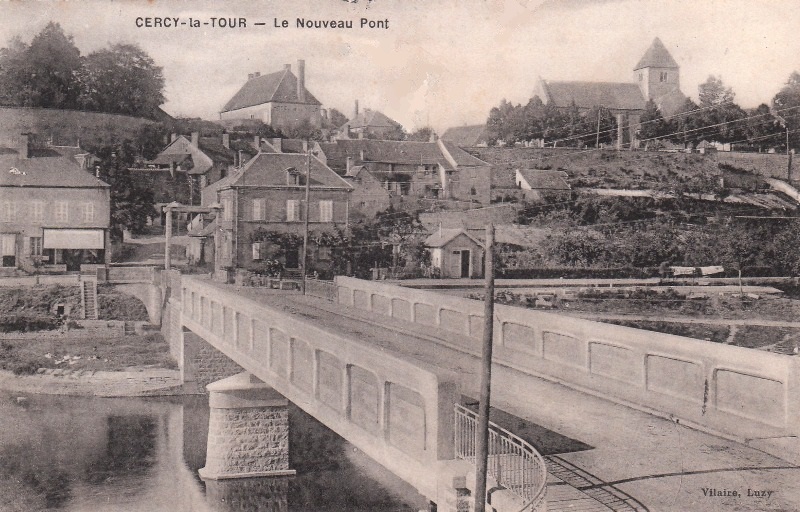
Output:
[{"left": 301, "top": 147, "right": 316, "bottom": 294}]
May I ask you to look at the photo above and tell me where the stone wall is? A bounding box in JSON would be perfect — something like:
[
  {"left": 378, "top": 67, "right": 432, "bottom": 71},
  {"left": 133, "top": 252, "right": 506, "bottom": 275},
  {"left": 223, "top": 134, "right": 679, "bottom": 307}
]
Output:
[
  {"left": 182, "top": 330, "right": 244, "bottom": 391},
  {"left": 204, "top": 407, "right": 289, "bottom": 474}
]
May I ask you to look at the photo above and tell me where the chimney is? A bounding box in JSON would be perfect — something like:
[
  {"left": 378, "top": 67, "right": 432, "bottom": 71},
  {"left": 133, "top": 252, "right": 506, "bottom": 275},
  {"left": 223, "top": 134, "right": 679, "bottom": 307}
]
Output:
[
  {"left": 354, "top": 99, "right": 359, "bottom": 119},
  {"left": 272, "top": 138, "right": 282, "bottom": 153},
  {"left": 254, "top": 72, "right": 260, "bottom": 78},
  {"left": 19, "top": 133, "right": 29, "bottom": 159},
  {"left": 296, "top": 59, "right": 306, "bottom": 102},
  {"left": 284, "top": 63, "right": 291, "bottom": 71},
  {"left": 191, "top": 132, "right": 199, "bottom": 146},
  {"left": 429, "top": 130, "right": 436, "bottom": 143},
  {"left": 170, "top": 133, "right": 177, "bottom": 143},
  {"left": 346, "top": 156, "right": 352, "bottom": 173},
  {"left": 248, "top": 73, "right": 254, "bottom": 80},
  {"left": 222, "top": 133, "right": 230, "bottom": 149},
  {"left": 254, "top": 135, "right": 261, "bottom": 152}
]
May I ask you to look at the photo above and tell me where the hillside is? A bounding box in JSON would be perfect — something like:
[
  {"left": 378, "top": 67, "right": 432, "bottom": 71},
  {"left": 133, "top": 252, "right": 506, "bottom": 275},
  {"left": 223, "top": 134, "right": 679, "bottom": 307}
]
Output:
[
  {"left": 0, "top": 106, "right": 159, "bottom": 148},
  {"left": 470, "top": 146, "right": 728, "bottom": 190}
]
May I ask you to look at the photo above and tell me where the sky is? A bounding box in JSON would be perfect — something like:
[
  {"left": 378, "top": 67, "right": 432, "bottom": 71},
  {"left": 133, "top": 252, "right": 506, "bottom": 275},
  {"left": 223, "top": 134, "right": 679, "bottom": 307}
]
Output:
[{"left": 1, "top": 0, "right": 799, "bottom": 132}]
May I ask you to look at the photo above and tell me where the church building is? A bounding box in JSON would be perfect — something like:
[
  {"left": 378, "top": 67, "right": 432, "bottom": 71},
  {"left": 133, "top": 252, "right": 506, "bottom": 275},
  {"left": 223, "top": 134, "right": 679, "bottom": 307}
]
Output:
[{"left": 537, "top": 38, "right": 686, "bottom": 148}]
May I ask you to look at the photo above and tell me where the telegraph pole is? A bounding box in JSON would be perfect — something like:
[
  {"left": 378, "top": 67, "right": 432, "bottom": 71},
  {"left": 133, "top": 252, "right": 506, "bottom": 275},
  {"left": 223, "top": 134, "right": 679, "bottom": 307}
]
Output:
[
  {"left": 474, "top": 223, "right": 495, "bottom": 512},
  {"left": 596, "top": 108, "right": 602, "bottom": 148},
  {"left": 301, "top": 147, "right": 312, "bottom": 294}
]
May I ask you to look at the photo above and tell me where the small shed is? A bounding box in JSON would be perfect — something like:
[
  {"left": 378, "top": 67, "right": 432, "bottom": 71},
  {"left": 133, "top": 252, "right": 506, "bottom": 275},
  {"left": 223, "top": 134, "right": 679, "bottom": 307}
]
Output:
[{"left": 425, "top": 228, "right": 484, "bottom": 278}]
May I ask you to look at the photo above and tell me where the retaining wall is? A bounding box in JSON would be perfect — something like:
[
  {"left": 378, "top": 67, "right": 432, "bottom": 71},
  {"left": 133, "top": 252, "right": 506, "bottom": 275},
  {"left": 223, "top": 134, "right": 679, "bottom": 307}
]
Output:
[{"left": 334, "top": 276, "right": 800, "bottom": 447}]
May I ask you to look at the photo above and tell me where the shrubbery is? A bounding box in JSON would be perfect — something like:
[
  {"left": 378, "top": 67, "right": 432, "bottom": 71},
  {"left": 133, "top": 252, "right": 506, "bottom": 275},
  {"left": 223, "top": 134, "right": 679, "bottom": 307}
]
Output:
[{"left": 0, "top": 314, "right": 61, "bottom": 333}]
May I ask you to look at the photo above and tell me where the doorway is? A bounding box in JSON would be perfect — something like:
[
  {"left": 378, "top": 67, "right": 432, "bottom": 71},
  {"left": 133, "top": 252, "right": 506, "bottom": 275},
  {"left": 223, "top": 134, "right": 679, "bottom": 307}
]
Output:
[
  {"left": 459, "top": 250, "right": 470, "bottom": 278},
  {"left": 285, "top": 247, "right": 299, "bottom": 269}
]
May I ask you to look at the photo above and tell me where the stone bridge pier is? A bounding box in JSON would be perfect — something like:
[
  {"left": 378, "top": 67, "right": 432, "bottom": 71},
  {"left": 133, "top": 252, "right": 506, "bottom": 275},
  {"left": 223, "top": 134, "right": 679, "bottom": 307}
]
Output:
[{"left": 199, "top": 372, "right": 296, "bottom": 481}]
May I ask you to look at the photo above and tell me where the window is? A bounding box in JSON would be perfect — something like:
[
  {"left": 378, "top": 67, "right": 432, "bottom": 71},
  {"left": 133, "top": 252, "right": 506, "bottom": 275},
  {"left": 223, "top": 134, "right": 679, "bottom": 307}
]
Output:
[
  {"left": 319, "top": 200, "right": 333, "bottom": 222},
  {"left": 659, "top": 71, "right": 668, "bottom": 82},
  {"left": 222, "top": 198, "right": 232, "bottom": 221},
  {"left": 252, "top": 242, "right": 262, "bottom": 260},
  {"left": 82, "top": 202, "right": 95, "bottom": 223},
  {"left": 30, "top": 237, "right": 42, "bottom": 256},
  {"left": 54, "top": 201, "right": 69, "bottom": 223},
  {"left": 2, "top": 202, "right": 17, "bottom": 222},
  {"left": 318, "top": 246, "right": 331, "bottom": 261},
  {"left": 252, "top": 198, "right": 265, "bottom": 221},
  {"left": 286, "top": 200, "right": 301, "bottom": 221},
  {"left": 31, "top": 202, "right": 44, "bottom": 222},
  {"left": 638, "top": 73, "right": 643, "bottom": 82},
  {"left": 1, "top": 234, "right": 15, "bottom": 267}
]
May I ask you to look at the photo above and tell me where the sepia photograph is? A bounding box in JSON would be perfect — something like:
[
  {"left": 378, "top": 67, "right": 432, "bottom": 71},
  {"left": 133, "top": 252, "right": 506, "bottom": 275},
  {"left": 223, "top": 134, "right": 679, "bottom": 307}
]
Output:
[{"left": 0, "top": 0, "right": 799, "bottom": 510}]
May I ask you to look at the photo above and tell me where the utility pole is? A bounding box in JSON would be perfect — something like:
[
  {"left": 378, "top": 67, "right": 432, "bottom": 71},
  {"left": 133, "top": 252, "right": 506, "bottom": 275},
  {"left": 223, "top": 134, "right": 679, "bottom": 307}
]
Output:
[
  {"left": 164, "top": 205, "right": 172, "bottom": 271},
  {"left": 596, "top": 108, "right": 602, "bottom": 149},
  {"left": 474, "top": 223, "right": 495, "bottom": 512},
  {"left": 301, "top": 147, "right": 312, "bottom": 294},
  {"left": 787, "top": 128, "right": 793, "bottom": 182}
]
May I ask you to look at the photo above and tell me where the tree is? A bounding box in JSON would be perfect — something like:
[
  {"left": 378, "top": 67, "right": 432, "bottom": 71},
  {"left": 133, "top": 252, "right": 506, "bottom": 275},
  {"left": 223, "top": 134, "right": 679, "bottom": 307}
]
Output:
[
  {"left": 79, "top": 43, "right": 165, "bottom": 118},
  {"left": 638, "top": 100, "right": 671, "bottom": 145},
  {"left": 378, "top": 121, "right": 407, "bottom": 141},
  {"left": 326, "top": 108, "right": 348, "bottom": 129},
  {"left": 745, "top": 104, "right": 782, "bottom": 151},
  {"left": 695, "top": 76, "right": 746, "bottom": 143},
  {"left": 92, "top": 141, "right": 156, "bottom": 240},
  {"left": 0, "top": 23, "right": 82, "bottom": 109},
  {"left": 407, "top": 126, "right": 435, "bottom": 142},
  {"left": 772, "top": 71, "right": 800, "bottom": 150},
  {"left": 282, "top": 119, "right": 323, "bottom": 141}
]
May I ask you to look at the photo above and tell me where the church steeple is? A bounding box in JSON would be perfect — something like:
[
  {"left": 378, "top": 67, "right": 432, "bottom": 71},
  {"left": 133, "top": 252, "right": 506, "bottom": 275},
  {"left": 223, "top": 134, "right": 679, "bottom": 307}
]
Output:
[{"left": 634, "top": 38, "right": 680, "bottom": 102}]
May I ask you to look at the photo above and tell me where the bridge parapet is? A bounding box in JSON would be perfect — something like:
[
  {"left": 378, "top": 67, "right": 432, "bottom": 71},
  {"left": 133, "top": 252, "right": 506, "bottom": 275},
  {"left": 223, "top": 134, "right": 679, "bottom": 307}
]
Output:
[
  {"left": 179, "top": 276, "right": 460, "bottom": 500},
  {"left": 335, "top": 277, "right": 800, "bottom": 461}
]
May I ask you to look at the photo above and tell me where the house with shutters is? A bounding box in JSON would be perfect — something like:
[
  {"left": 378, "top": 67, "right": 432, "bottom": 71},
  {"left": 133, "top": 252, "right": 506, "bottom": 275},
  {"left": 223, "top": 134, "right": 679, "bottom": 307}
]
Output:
[
  {"left": 219, "top": 59, "right": 322, "bottom": 131},
  {"left": 203, "top": 149, "right": 352, "bottom": 272},
  {"left": 0, "top": 134, "right": 110, "bottom": 274},
  {"left": 317, "top": 138, "right": 493, "bottom": 207}
]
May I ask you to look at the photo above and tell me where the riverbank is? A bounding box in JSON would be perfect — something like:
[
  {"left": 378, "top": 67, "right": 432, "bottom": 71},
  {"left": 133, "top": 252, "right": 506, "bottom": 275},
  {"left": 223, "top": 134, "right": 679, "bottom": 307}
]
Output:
[{"left": 0, "top": 367, "right": 199, "bottom": 397}]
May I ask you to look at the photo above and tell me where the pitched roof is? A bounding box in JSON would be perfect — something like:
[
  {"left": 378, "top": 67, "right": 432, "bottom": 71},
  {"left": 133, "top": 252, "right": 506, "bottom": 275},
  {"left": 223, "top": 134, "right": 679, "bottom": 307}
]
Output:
[
  {"left": 0, "top": 147, "right": 109, "bottom": 188},
  {"left": 634, "top": 37, "right": 679, "bottom": 70},
  {"left": 517, "top": 169, "right": 571, "bottom": 190},
  {"left": 340, "top": 109, "right": 399, "bottom": 131},
  {"left": 221, "top": 68, "right": 321, "bottom": 113},
  {"left": 425, "top": 228, "right": 482, "bottom": 248},
  {"left": 319, "top": 139, "right": 488, "bottom": 171},
  {"left": 226, "top": 152, "right": 352, "bottom": 189},
  {"left": 541, "top": 80, "right": 646, "bottom": 111},
  {"left": 441, "top": 125, "right": 488, "bottom": 147}
]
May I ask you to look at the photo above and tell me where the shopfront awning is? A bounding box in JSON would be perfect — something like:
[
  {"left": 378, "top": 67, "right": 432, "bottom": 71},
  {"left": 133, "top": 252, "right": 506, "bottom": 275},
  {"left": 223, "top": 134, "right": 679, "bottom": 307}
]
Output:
[{"left": 43, "top": 229, "right": 105, "bottom": 250}]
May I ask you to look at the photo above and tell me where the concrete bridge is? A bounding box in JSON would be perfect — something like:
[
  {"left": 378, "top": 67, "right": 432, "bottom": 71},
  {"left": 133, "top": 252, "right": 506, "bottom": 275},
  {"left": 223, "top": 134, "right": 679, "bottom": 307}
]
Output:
[{"left": 161, "top": 274, "right": 800, "bottom": 512}]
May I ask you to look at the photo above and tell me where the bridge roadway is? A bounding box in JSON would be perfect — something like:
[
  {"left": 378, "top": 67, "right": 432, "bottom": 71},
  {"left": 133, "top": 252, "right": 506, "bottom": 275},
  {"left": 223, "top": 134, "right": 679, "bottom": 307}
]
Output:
[{"left": 189, "top": 279, "right": 800, "bottom": 512}]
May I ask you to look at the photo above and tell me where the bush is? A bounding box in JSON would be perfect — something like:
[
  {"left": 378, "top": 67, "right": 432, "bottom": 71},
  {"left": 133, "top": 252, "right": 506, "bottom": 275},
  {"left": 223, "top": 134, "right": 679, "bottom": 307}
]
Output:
[{"left": 0, "top": 314, "right": 61, "bottom": 332}]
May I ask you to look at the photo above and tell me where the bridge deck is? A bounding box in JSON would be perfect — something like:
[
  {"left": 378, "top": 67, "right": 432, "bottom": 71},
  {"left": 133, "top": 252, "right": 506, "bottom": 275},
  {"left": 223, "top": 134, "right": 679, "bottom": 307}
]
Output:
[{"left": 206, "top": 282, "right": 800, "bottom": 512}]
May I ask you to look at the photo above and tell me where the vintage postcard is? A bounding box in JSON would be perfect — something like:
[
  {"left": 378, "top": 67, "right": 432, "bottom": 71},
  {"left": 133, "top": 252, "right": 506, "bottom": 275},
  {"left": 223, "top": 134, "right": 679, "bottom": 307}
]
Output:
[{"left": 0, "top": 1, "right": 798, "bottom": 511}]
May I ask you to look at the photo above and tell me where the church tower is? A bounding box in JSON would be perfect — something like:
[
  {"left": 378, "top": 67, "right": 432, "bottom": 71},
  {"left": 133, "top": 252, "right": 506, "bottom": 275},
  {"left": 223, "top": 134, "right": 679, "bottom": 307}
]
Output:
[{"left": 634, "top": 37, "right": 680, "bottom": 102}]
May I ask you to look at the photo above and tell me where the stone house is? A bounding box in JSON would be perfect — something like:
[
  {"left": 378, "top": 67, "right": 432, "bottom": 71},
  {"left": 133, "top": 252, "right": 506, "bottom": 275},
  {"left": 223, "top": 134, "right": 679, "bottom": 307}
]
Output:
[
  {"left": 219, "top": 60, "right": 322, "bottom": 131},
  {"left": 425, "top": 228, "right": 484, "bottom": 279},
  {"left": 514, "top": 168, "right": 571, "bottom": 201},
  {"left": 203, "top": 150, "right": 352, "bottom": 272},
  {"left": 537, "top": 37, "right": 686, "bottom": 148},
  {"left": 337, "top": 100, "right": 402, "bottom": 140},
  {"left": 342, "top": 163, "right": 391, "bottom": 219},
  {"left": 0, "top": 134, "right": 111, "bottom": 273},
  {"left": 317, "top": 138, "right": 493, "bottom": 207}
]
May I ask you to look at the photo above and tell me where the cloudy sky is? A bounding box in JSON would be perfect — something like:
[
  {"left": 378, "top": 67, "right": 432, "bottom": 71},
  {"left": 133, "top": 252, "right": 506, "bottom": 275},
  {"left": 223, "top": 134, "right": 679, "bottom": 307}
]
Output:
[{"left": 1, "top": 0, "right": 799, "bottom": 132}]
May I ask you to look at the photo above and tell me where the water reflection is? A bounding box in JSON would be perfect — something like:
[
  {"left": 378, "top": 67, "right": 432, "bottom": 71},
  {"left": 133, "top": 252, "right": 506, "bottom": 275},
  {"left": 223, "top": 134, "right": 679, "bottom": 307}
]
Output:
[{"left": 0, "top": 392, "right": 427, "bottom": 512}]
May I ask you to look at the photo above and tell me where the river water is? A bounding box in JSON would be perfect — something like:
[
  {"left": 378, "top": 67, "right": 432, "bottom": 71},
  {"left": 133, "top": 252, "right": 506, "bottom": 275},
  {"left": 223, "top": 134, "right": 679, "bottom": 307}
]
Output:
[{"left": 0, "top": 391, "right": 429, "bottom": 512}]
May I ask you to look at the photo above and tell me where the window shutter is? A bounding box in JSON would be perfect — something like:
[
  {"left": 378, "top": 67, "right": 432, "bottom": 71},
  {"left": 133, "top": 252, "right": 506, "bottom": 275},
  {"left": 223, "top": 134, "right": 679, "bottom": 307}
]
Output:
[
  {"left": 252, "top": 199, "right": 262, "bottom": 221},
  {"left": 252, "top": 242, "right": 262, "bottom": 260}
]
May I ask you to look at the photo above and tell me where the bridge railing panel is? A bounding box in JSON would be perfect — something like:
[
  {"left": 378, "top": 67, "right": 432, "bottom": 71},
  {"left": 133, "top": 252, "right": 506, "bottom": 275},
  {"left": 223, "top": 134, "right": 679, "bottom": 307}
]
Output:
[
  {"left": 179, "top": 276, "right": 460, "bottom": 500},
  {"left": 334, "top": 276, "right": 800, "bottom": 443}
]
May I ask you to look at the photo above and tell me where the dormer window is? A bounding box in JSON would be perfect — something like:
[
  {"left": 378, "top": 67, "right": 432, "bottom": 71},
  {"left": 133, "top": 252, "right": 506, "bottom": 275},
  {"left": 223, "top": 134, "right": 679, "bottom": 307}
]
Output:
[
  {"left": 659, "top": 71, "right": 668, "bottom": 82},
  {"left": 286, "top": 167, "right": 306, "bottom": 186}
]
